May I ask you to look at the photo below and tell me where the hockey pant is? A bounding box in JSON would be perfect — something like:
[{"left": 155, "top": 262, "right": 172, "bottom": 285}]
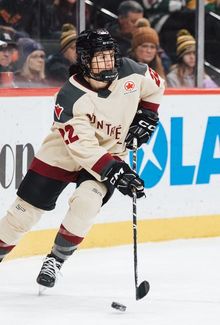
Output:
[{"left": 0, "top": 179, "right": 107, "bottom": 261}]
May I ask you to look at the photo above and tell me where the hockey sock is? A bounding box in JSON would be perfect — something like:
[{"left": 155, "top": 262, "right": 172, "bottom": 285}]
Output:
[
  {"left": 50, "top": 224, "right": 84, "bottom": 262},
  {"left": 0, "top": 240, "right": 15, "bottom": 261}
]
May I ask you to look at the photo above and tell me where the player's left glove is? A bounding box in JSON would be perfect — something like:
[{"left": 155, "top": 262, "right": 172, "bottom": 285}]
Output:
[
  {"left": 125, "top": 108, "right": 159, "bottom": 149},
  {"left": 101, "top": 161, "right": 145, "bottom": 198}
]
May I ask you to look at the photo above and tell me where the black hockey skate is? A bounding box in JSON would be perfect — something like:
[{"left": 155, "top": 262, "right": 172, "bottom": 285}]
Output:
[{"left": 36, "top": 255, "right": 63, "bottom": 293}]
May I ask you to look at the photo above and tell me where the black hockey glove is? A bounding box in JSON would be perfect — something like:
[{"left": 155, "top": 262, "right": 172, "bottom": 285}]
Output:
[
  {"left": 125, "top": 108, "right": 159, "bottom": 149},
  {"left": 101, "top": 161, "right": 145, "bottom": 198}
]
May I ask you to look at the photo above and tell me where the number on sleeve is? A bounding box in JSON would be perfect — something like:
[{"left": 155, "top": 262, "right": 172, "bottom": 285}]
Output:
[
  {"left": 149, "top": 67, "right": 161, "bottom": 87},
  {"left": 59, "top": 125, "right": 79, "bottom": 145}
]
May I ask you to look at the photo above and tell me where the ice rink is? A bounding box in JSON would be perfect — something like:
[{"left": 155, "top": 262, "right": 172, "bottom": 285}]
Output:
[{"left": 1, "top": 237, "right": 220, "bottom": 325}]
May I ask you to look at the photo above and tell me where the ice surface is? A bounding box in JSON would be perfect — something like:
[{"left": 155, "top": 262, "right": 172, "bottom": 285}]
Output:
[{"left": 1, "top": 237, "right": 220, "bottom": 325}]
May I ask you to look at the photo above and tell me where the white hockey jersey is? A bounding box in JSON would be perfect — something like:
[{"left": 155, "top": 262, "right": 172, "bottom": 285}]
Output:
[{"left": 30, "top": 57, "right": 165, "bottom": 182}]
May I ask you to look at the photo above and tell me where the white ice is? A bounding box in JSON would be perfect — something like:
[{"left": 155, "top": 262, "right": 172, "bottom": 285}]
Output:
[{"left": 1, "top": 237, "right": 220, "bottom": 325}]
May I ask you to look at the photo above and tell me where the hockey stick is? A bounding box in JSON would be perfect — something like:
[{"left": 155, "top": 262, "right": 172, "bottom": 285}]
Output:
[
  {"left": 85, "top": 0, "right": 118, "bottom": 19},
  {"left": 132, "top": 138, "right": 150, "bottom": 300}
]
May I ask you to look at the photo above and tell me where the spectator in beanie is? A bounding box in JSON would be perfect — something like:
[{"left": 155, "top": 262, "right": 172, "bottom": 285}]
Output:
[
  {"left": 106, "top": 0, "right": 144, "bottom": 56},
  {"left": 0, "top": 31, "right": 18, "bottom": 73},
  {"left": 0, "top": 38, "right": 15, "bottom": 88},
  {"left": 167, "top": 29, "right": 217, "bottom": 88},
  {"left": 128, "top": 18, "right": 167, "bottom": 80},
  {"left": 14, "top": 38, "right": 49, "bottom": 88},
  {"left": 140, "top": 0, "right": 195, "bottom": 63},
  {"left": 133, "top": 18, "right": 171, "bottom": 73},
  {"left": 46, "top": 23, "right": 77, "bottom": 86}
]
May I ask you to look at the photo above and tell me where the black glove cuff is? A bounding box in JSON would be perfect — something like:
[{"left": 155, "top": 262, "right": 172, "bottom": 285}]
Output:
[
  {"left": 137, "top": 107, "right": 159, "bottom": 123},
  {"left": 102, "top": 161, "right": 130, "bottom": 186}
]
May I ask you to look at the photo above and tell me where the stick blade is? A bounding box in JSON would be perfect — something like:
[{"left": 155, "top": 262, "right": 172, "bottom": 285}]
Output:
[{"left": 136, "top": 280, "right": 150, "bottom": 300}]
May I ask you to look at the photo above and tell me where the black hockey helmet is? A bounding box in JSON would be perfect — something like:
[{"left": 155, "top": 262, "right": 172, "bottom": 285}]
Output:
[{"left": 76, "top": 29, "right": 121, "bottom": 82}]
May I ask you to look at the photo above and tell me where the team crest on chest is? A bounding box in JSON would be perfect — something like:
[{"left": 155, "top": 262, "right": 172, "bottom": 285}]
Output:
[
  {"left": 55, "top": 104, "right": 64, "bottom": 120},
  {"left": 124, "top": 80, "right": 136, "bottom": 94}
]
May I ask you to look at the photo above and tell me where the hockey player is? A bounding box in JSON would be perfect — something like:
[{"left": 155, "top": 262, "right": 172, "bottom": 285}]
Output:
[{"left": 0, "top": 29, "right": 165, "bottom": 289}]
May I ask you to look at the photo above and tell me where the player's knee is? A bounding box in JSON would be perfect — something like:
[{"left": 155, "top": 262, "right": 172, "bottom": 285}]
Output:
[
  {"left": 63, "top": 181, "right": 107, "bottom": 236},
  {"left": 75, "top": 180, "right": 106, "bottom": 206},
  {"left": 6, "top": 197, "right": 43, "bottom": 233},
  {"left": 69, "top": 184, "right": 104, "bottom": 218},
  {"left": 0, "top": 197, "right": 44, "bottom": 244}
]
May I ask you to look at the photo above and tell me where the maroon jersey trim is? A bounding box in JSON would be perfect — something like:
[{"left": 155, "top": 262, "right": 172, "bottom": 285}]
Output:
[
  {"left": 139, "top": 100, "right": 159, "bottom": 112},
  {"left": 29, "top": 157, "right": 79, "bottom": 182},
  {"left": 91, "top": 153, "right": 115, "bottom": 174}
]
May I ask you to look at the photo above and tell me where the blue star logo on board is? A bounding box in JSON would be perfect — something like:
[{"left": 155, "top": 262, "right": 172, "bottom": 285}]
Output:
[{"left": 129, "top": 123, "right": 168, "bottom": 188}]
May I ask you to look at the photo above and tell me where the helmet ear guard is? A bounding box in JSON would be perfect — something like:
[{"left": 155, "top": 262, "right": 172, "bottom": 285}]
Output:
[{"left": 76, "top": 29, "right": 121, "bottom": 82}]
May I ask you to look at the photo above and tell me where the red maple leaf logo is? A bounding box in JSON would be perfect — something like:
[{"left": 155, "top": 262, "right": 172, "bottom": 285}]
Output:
[
  {"left": 54, "top": 104, "right": 64, "bottom": 120},
  {"left": 124, "top": 81, "right": 135, "bottom": 92}
]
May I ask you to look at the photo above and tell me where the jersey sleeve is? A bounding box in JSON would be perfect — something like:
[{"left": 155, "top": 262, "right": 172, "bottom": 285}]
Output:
[{"left": 140, "top": 66, "right": 165, "bottom": 113}]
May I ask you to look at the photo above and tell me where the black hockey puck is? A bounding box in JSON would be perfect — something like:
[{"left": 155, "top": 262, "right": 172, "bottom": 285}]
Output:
[{"left": 111, "top": 301, "right": 127, "bottom": 312}]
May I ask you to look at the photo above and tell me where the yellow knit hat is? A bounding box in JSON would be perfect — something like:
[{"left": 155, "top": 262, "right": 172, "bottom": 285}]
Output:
[
  {"left": 176, "top": 29, "right": 196, "bottom": 58},
  {"left": 60, "top": 24, "right": 77, "bottom": 53}
]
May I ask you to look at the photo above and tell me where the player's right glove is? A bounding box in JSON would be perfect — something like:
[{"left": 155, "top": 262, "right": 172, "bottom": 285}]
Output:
[
  {"left": 125, "top": 108, "right": 159, "bottom": 149},
  {"left": 101, "top": 161, "right": 145, "bottom": 198}
]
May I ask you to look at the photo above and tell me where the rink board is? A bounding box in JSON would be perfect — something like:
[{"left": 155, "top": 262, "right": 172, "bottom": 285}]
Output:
[{"left": 0, "top": 88, "right": 220, "bottom": 259}]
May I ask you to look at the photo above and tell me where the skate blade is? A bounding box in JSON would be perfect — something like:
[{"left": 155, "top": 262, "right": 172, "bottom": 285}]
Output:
[{"left": 38, "top": 285, "right": 47, "bottom": 295}]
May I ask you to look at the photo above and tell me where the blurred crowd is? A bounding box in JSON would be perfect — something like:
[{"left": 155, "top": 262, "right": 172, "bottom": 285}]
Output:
[{"left": 0, "top": 0, "right": 219, "bottom": 88}]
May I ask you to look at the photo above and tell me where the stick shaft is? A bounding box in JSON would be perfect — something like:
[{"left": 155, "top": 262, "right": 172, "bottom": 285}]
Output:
[{"left": 132, "top": 138, "right": 139, "bottom": 298}]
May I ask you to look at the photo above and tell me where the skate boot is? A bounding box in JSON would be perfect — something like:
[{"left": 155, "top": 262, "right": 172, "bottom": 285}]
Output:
[{"left": 36, "top": 255, "right": 63, "bottom": 291}]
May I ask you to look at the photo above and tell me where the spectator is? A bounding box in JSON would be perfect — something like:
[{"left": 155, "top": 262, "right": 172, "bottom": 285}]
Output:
[
  {"left": 181, "top": 0, "right": 220, "bottom": 68},
  {"left": 203, "top": 1, "right": 220, "bottom": 68},
  {"left": 166, "top": 29, "right": 218, "bottom": 88},
  {"left": 141, "top": 0, "right": 195, "bottom": 62},
  {"left": 90, "top": 0, "right": 136, "bottom": 28},
  {"left": 0, "top": 0, "right": 47, "bottom": 39},
  {"left": 0, "top": 31, "right": 18, "bottom": 87},
  {"left": 45, "top": 0, "right": 91, "bottom": 39},
  {"left": 134, "top": 18, "right": 171, "bottom": 73},
  {"left": 106, "top": 0, "right": 144, "bottom": 56},
  {"left": 14, "top": 38, "right": 49, "bottom": 88},
  {"left": 0, "top": 30, "right": 17, "bottom": 71},
  {"left": 129, "top": 18, "right": 167, "bottom": 80},
  {"left": 186, "top": 0, "right": 220, "bottom": 12},
  {"left": 46, "top": 23, "right": 77, "bottom": 86},
  {"left": 0, "top": 39, "right": 13, "bottom": 87}
]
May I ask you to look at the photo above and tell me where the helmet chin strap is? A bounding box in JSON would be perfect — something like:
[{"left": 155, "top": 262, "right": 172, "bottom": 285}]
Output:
[{"left": 89, "top": 69, "right": 118, "bottom": 82}]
